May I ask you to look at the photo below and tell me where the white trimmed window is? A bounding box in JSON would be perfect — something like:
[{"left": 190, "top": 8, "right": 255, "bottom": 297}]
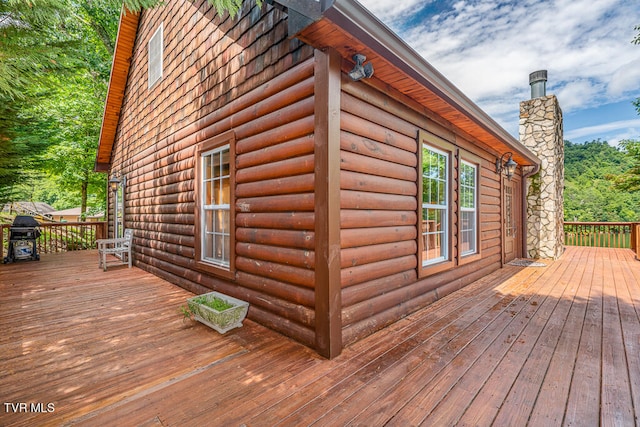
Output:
[
  {"left": 148, "top": 23, "right": 163, "bottom": 89},
  {"left": 422, "top": 144, "right": 449, "bottom": 266},
  {"left": 201, "top": 145, "right": 231, "bottom": 268},
  {"left": 460, "top": 161, "right": 478, "bottom": 256}
]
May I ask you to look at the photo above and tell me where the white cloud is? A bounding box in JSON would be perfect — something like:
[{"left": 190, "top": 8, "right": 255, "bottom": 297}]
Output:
[
  {"left": 609, "top": 58, "right": 640, "bottom": 97},
  {"left": 565, "top": 118, "right": 640, "bottom": 146},
  {"left": 358, "top": 0, "right": 640, "bottom": 139},
  {"left": 554, "top": 79, "right": 603, "bottom": 111}
]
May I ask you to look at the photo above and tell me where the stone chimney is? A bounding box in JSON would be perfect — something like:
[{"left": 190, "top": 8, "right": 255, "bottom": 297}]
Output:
[{"left": 519, "top": 70, "right": 565, "bottom": 259}]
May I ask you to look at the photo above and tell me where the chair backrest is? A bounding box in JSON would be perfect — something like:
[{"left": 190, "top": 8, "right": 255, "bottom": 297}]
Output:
[{"left": 123, "top": 229, "right": 133, "bottom": 247}]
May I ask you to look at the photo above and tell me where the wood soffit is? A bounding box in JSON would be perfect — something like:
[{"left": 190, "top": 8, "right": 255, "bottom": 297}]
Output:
[{"left": 95, "top": 9, "right": 140, "bottom": 172}]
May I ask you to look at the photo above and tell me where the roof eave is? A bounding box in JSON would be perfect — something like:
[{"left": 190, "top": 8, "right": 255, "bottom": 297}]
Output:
[
  {"left": 95, "top": 8, "right": 140, "bottom": 172},
  {"left": 284, "top": 0, "right": 540, "bottom": 167}
]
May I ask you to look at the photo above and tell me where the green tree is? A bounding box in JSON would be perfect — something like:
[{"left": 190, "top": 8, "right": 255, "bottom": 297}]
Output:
[
  {"left": 0, "top": 0, "right": 262, "bottom": 208},
  {"left": 0, "top": 0, "right": 78, "bottom": 204},
  {"left": 634, "top": 25, "right": 640, "bottom": 114},
  {"left": 120, "top": 0, "right": 260, "bottom": 17},
  {"left": 564, "top": 140, "right": 640, "bottom": 221},
  {"left": 609, "top": 140, "right": 640, "bottom": 193}
]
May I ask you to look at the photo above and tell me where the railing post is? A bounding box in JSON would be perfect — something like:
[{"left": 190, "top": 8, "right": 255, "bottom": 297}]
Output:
[
  {"left": 96, "top": 221, "right": 107, "bottom": 242},
  {"left": 0, "top": 225, "right": 6, "bottom": 261},
  {"left": 635, "top": 223, "right": 640, "bottom": 260}
]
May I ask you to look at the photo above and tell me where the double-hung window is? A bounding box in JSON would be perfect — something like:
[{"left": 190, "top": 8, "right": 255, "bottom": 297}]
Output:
[
  {"left": 419, "top": 131, "right": 455, "bottom": 276},
  {"left": 202, "top": 146, "right": 231, "bottom": 267},
  {"left": 195, "top": 131, "right": 235, "bottom": 278},
  {"left": 460, "top": 161, "right": 478, "bottom": 256},
  {"left": 422, "top": 144, "right": 449, "bottom": 266}
]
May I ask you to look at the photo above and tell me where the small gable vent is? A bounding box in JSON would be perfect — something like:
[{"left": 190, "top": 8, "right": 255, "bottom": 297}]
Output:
[{"left": 148, "top": 23, "right": 163, "bottom": 89}]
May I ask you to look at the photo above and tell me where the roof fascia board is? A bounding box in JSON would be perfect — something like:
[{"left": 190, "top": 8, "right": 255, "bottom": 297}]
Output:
[{"left": 95, "top": 7, "right": 140, "bottom": 172}]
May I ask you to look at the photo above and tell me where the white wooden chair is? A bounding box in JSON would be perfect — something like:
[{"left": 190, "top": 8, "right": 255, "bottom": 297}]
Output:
[{"left": 97, "top": 229, "right": 133, "bottom": 271}]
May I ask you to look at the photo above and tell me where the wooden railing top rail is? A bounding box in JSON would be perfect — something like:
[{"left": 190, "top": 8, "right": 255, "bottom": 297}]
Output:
[
  {"left": 564, "top": 221, "right": 640, "bottom": 254},
  {"left": 564, "top": 221, "right": 639, "bottom": 226}
]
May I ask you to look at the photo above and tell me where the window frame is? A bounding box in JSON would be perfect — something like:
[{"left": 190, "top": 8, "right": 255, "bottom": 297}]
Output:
[
  {"left": 148, "top": 23, "right": 163, "bottom": 89},
  {"left": 458, "top": 152, "right": 482, "bottom": 265},
  {"left": 417, "top": 130, "right": 455, "bottom": 277},
  {"left": 194, "top": 131, "right": 236, "bottom": 280}
]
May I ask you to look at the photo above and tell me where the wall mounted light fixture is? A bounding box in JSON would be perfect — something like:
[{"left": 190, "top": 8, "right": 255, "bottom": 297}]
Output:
[
  {"left": 495, "top": 152, "right": 517, "bottom": 180},
  {"left": 348, "top": 54, "right": 374, "bottom": 81},
  {"left": 108, "top": 174, "right": 126, "bottom": 193}
]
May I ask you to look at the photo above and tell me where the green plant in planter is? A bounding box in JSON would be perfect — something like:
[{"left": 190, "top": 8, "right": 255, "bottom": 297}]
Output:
[
  {"left": 181, "top": 291, "right": 249, "bottom": 334},
  {"left": 192, "top": 295, "right": 234, "bottom": 311},
  {"left": 179, "top": 304, "right": 194, "bottom": 321},
  {"left": 180, "top": 296, "right": 234, "bottom": 320}
]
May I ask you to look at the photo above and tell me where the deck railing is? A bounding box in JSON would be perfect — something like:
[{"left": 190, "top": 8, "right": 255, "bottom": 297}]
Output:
[
  {"left": 1, "top": 221, "right": 107, "bottom": 260},
  {"left": 564, "top": 222, "right": 640, "bottom": 259}
]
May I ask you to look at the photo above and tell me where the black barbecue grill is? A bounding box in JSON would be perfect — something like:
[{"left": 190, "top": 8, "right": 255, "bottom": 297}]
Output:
[{"left": 3, "top": 215, "right": 41, "bottom": 263}]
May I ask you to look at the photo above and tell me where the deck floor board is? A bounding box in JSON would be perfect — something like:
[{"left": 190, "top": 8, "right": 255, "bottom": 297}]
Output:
[{"left": 1, "top": 247, "right": 639, "bottom": 426}]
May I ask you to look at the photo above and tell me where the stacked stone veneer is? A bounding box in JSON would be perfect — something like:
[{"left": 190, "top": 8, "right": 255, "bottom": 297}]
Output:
[{"left": 519, "top": 95, "right": 565, "bottom": 259}]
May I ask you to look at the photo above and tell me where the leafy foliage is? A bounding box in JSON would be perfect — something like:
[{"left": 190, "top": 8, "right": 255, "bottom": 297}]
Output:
[
  {"left": 564, "top": 140, "right": 640, "bottom": 221},
  {"left": 0, "top": 1, "right": 119, "bottom": 209},
  {"left": 0, "top": 0, "right": 264, "bottom": 208},
  {"left": 120, "top": 0, "right": 260, "bottom": 18},
  {"left": 609, "top": 140, "right": 640, "bottom": 193}
]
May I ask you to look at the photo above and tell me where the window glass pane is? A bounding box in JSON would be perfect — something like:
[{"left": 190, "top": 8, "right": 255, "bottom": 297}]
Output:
[
  {"left": 204, "top": 209, "right": 213, "bottom": 259},
  {"left": 223, "top": 235, "right": 230, "bottom": 263},
  {"left": 214, "top": 234, "right": 224, "bottom": 261},
  {"left": 215, "top": 209, "right": 229, "bottom": 233},
  {"left": 211, "top": 179, "right": 219, "bottom": 206},
  {"left": 204, "top": 155, "right": 212, "bottom": 180},
  {"left": 438, "top": 181, "right": 446, "bottom": 206},
  {"left": 203, "top": 179, "right": 211, "bottom": 205},
  {"left": 204, "top": 231, "right": 213, "bottom": 259},
  {"left": 221, "top": 150, "right": 230, "bottom": 177},
  {"left": 220, "top": 177, "right": 230, "bottom": 205},
  {"left": 212, "top": 152, "right": 221, "bottom": 178},
  {"left": 205, "top": 209, "right": 214, "bottom": 233},
  {"left": 422, "top": 177, "right": 430, "bottom": 204}
]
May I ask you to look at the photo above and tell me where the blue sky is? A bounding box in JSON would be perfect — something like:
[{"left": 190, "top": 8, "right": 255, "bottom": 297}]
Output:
[{"left": 358, "top": 0, "right": 640, "bottom": 146}]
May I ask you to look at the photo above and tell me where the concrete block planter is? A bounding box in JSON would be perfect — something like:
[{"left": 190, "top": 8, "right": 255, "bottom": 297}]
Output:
[{"left": 186, "top": 291, "right": 249, "bottom": 334}]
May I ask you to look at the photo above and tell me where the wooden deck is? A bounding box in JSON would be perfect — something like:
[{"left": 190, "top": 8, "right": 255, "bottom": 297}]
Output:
[{"left": 1, "top": 246, "right": 639, "bottom": 426}]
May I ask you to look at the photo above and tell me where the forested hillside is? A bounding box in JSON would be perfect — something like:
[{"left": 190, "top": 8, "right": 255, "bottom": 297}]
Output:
[{"left": 564, "top": 140, "right": 640, "bottom": 221}]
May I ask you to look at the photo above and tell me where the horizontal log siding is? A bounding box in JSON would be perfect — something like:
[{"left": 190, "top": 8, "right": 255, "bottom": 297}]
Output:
[
  {"left": 233, "top": 61, "right": 316, "bottom": 343},
  {"left": 339, "top": 87, "right": 419, "bottom": 337},
  {"left": 109, "top": 0, "right": 316, "bottom": 347},
  {"left": 340, "top": 81, "right": 504, "bottom": 347}
]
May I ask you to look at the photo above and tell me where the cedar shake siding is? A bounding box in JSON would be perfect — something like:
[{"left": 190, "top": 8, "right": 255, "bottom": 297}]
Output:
[{"left": 99, "top": 0, "right": 540, "bottom": 357}]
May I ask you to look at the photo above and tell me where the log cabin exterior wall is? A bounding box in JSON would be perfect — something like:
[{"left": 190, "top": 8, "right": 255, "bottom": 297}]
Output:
[
  {"left": 108, "top": 0, "right": 317, "bottom": 346},
  {"left": 338, "top": 78, "right": 508, "bottom": 346},
  {"left": 101, "top": 0, "right": 538, "bottom": 357}
]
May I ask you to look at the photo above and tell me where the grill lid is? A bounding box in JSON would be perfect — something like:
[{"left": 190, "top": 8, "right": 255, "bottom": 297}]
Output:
[{"left": 12, "top": 215, "right": 41, "bottom": 227}]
